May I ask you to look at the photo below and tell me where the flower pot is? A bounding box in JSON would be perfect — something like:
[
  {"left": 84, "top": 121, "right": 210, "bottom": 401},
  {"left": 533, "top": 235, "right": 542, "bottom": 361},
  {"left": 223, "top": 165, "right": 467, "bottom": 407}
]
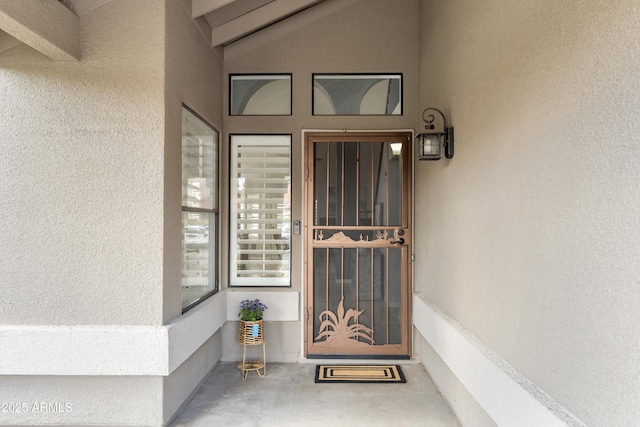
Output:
[{"left": 238, "top": 319, "right": 264, "bottom": 345}]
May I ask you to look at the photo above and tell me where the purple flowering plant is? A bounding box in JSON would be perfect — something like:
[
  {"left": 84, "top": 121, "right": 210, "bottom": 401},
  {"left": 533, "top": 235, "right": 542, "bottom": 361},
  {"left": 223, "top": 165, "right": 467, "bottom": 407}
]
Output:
[{"left": 238, "top": 299, "right": 268, "bottom": 321}]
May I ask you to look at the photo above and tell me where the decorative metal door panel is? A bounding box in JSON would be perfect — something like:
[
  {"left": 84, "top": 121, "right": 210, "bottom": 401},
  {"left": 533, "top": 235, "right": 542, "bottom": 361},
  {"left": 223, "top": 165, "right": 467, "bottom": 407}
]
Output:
[{"left": 305, "top": 132, "right": 412, "bottom": 357}]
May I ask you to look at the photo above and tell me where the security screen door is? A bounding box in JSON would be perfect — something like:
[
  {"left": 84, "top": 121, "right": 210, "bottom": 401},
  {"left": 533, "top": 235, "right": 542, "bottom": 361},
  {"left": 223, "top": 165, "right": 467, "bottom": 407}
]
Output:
[{"left": 305, "top": 132, "right": 412, "bottom": 357}]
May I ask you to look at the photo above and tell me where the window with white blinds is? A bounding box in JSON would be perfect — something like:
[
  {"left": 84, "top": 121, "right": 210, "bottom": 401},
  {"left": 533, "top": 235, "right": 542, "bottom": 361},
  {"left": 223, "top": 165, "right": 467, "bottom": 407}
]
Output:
[
  {"left": 181, "top": 106, "right": 218, "bottom": 311},
  {"left": 230, "top": 135, "right": 291, "bottom": 286}
]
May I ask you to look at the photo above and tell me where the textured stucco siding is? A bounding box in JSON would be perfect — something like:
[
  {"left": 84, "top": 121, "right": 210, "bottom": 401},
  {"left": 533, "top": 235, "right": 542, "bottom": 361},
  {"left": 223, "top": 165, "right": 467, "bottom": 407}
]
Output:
[
  {"left": 0, "top": 0, "right": 166, "bottom": 326},
  {"left": 0, "top": 0, "right": 167, "bottom": 424},
  {"left": 163, "top": 0, "right": 223, "bottom": 324},
  {"left": 415, "top": 1, "right": 640, "bottom": 425},
  {"left": 161, "top": 0, "right": 224, "bottom": 422},
  {"left": 0, "top": 375, "right": 162, "bottom": 426}
]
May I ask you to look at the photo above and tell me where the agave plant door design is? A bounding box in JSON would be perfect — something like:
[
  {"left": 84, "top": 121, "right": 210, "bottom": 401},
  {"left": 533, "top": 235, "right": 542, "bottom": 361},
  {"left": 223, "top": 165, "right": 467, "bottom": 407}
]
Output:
[{"left": 305, "top": 132, "right": 412, "bottom": 357}]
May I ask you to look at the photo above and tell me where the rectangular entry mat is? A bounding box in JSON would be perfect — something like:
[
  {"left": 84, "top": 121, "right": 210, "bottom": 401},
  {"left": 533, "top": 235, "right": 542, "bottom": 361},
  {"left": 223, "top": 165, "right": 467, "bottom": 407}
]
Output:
[{"left": 315, "top": 365, "right": 406, "bottom": 383}]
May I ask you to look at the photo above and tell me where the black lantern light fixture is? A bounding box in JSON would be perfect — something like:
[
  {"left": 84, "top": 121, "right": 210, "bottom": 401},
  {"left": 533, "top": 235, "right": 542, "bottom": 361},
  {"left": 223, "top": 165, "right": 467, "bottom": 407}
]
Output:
[{"left": 416, "top": 107, "right": 454, "bottom": 160}]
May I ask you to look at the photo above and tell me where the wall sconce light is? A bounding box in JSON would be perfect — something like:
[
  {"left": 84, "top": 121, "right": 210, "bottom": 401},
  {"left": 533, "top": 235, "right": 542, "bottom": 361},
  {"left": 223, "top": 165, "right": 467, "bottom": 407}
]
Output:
[
  {"left": 389, "top": 142, "right": 402, "bottom": 158},
  {"left": 416, "top": 107, "right": 454, "bottom": 160}
]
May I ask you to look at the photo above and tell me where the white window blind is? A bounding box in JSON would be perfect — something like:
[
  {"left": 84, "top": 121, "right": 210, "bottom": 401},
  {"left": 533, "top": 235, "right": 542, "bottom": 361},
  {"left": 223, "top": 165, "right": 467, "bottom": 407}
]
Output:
[{"left": 230, "top": 135, "right": 291, "bottom": 286}]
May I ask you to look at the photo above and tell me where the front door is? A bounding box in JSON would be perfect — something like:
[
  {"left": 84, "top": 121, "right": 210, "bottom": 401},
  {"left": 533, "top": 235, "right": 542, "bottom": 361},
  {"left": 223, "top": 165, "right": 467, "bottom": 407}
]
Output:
[{"left": 305, "top": 132, "right": 412, "bottom": 357}]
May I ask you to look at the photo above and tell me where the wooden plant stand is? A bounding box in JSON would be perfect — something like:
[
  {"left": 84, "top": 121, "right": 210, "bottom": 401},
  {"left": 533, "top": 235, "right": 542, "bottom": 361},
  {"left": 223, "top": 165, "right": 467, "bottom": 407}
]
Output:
[{"left": 237, "top": 320, "right": 266, "bottom": 380}]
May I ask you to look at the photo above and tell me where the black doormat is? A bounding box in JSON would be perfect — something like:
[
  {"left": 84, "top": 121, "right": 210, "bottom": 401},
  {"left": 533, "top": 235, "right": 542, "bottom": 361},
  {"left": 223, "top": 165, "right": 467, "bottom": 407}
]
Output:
[{"left": 315, "top": 365, "right": 406, "bottom": 383}]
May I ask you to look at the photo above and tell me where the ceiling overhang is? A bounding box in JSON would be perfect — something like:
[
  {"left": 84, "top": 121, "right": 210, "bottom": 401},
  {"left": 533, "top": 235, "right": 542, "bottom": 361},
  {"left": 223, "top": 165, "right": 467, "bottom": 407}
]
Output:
[
  {"left": 193, "top": 0, "right": 326, "bottom": 47},
  {"left": 0, "top": 0, "right": 79, "bottom": 60},
  {"left": 0, "top": 0, "right": 328, "bottom": 58}
]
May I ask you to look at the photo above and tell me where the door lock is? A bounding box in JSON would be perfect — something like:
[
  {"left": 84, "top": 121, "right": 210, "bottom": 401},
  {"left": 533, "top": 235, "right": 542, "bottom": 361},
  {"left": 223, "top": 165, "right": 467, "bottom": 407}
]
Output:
[{"left": 391, "top": 229, "right": 405, "bottom": 245}]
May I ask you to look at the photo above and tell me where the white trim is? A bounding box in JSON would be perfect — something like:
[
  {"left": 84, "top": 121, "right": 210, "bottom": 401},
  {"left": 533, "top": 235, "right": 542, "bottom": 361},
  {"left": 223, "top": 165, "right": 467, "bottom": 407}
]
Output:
[
  {"left": 226, "top": 290, "right": 299, "bottom": 321},
  {"left": 167, "top": 291, "right": 227, "bottom": 373},
  {"left": 0, "top": 290, "right": 299, "bottom": 377},
  {"left": 0, "top": 324, "right": 169, "bottom": 376},
  {"left": 0, "top": 292, "right": 227, "bottom": 376},
  {"left": 413, "top": 294, "right": 585, "bottom": 427}
]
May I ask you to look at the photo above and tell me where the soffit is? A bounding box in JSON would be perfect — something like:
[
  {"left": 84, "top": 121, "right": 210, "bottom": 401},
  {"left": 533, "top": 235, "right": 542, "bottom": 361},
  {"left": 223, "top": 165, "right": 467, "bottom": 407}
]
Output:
[
  {"left": 0, "top": 0, "right": 327, "bottom": 57},
  {"left": 64, "top": 0, "right": 327, "bottom": 47},
  {"left": 193, "top": 0, "right": 326, "bottom": 46}
]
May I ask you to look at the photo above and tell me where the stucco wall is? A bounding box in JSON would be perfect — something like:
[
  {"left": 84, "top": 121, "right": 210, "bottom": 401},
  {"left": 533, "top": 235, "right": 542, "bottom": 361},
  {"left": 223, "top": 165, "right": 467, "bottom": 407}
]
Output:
[
  {"left": 163, "top": 0, "right": 223, "bottom": 323},
  {"left": 222, "top": 0, "right": 420, "bottom": 359},
  {"left": 0, "top": 0, "right": 165, "bottom": 326},
  {"left": 162, "top": 0, "right": 224, "bottom": 421},
  {"left": 0, "top": 1, "right": 227, "bottom": 424},
  {"left": 416, "top": 1, "right": 640, "bottom": 425}
]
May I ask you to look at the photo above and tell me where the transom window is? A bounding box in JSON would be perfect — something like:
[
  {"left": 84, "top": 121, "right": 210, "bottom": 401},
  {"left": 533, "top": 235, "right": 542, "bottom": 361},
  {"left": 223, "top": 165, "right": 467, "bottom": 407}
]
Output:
[
  {"left": 313, "top": 73, "right": 402, "bottom": 115},
  {"left": 230, "top": 74, "right": 292, "bottom": 116}
]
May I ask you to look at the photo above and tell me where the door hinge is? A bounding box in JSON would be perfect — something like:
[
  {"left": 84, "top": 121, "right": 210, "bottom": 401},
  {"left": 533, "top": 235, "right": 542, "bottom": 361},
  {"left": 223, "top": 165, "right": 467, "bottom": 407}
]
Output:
[
  {"left": 305, "top": 163, "right": 311, "bottom": 181},
  {"left": 304, "top": 308, "right": 310, "bottom": 324}
]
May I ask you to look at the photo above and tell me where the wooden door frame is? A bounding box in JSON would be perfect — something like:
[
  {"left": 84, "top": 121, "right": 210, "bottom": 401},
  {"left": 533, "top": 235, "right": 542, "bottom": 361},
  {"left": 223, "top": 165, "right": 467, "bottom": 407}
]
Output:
[{"left": 303, "top": 131, "right": 413, "bottom": 358}]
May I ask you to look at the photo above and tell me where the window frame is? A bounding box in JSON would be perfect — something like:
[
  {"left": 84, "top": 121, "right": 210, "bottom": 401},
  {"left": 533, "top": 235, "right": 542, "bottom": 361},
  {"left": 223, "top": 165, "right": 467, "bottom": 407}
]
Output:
[
  {"left": 312, "top": 73, "right": 403, "bottom": 116},
  {"left": 229, "top": 73, "right": 293, "bottom": 116},
  {"left": 229, "top": 134, "right": 292, "bottom": 287},
  {"left": 181, "top": 104, "right": 220, "bottom": 312}
]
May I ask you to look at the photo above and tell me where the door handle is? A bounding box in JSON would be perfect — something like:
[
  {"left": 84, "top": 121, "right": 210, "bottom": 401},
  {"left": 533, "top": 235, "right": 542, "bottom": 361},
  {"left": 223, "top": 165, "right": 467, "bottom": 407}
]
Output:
[{"left": 391, "top": 229, "right": 405, "bottom": 245}]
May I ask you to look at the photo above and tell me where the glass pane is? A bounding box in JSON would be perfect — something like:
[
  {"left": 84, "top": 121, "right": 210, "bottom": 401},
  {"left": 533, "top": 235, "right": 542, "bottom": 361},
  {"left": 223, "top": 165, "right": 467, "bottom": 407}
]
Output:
[
  {"left": 313, "top": 248, "right": 328, "bottom": 311},
  {"left": 343, "top": 143, "right": 358, "bottom": 226},
  {"left": 387, "top": 142, "right": 403, "bottom": 226},
  {"left": 327, "top": 247, "right": 343, "bottom": 322},
  {"left": 230, "top": 135, "right": 291, "bottom": 286},
  {"left": 313, "top": 74, "right": 402, "bottom": 115},
  {"left": 230, "top": 74, "right": 291, "bottom": 115},
  {"left": 343, "top": 247, "right": 357, "bottom": 312},
  {"left": 372, "top": 142, "right": 387, "bottom": 226},
  {"left": 182, "top": 107, "right": 217, "bottom": 210},
  {"left": 388, "top": 248, "right": 402, "bottom": 345},
  {"left": 358, "top": 143, "right": 373, "bottom": 226},
  {"left": 357, "top": 248, "right": 373, "bottom": 340},
  {"left": 372, "top": 248, "right": 386, "bottom": 344},
  {"left": 182, "top": 211, "right": 215, "bottom": 308},
  {"left": 313, "top": 142, "right": 328, "bottom": 226},
  {"left": 328, "top": 143, "right": 343, "bottom": 226}
]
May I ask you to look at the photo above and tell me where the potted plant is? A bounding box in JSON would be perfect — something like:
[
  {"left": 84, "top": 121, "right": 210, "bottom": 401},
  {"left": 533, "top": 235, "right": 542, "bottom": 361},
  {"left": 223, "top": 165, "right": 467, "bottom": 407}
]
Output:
[
  {"left": 238, "top": 299, "right": 267, "bottom": 344},
  {"left": 238, "top": 299, "right": 268, "bottom": 321},
  {"left": 237, "top": 299, "right": 268, "bottom": 379}
]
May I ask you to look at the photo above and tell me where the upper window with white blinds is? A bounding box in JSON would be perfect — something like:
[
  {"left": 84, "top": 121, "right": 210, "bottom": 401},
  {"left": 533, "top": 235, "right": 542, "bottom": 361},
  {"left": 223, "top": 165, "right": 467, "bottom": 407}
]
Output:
[{"left": 230, "top": 135, "right": 291, "bottom": 287}]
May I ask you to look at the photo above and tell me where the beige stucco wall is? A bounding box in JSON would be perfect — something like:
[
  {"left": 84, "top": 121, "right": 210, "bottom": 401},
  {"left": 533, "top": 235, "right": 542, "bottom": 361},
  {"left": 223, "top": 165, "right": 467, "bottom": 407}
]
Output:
[
  {"left": 0, "top": 1, "right": 225, "bottom": 424},
  {"left": 416, "top": 0, "right": 640, "bottom": 425},
  {"left": 0, "top": 1, "right": 167, "bottom": 422},
  {"left": 163, "top": 0, "right": 223, "bottom": 322},
  {"left": 162, "top": 0, "right": 224, "bottom": 422},
  {"left": 0, "top": 0, "right": 165, "bottom": 326},
  {"left": 222, "top": 0, "right": 420, "bottom": 359}
]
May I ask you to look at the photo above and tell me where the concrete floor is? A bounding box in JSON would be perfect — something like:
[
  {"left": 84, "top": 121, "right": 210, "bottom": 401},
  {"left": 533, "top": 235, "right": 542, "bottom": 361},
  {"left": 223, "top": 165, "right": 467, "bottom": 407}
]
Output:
[{"left": 169, "top": 361, "right": 461, "bottom": 427}]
